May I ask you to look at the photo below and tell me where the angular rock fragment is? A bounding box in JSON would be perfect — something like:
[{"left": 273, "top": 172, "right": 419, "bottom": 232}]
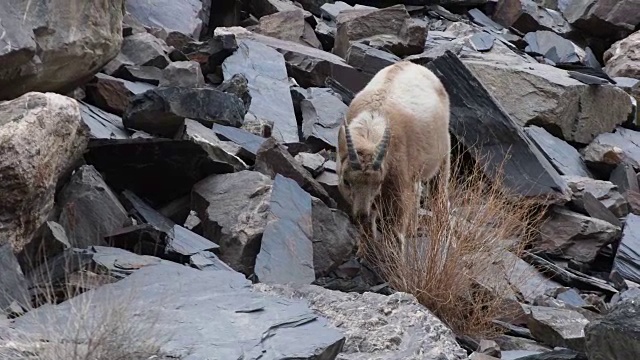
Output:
[
  {"left": 582, "top": 127, "right": 640, "bottom": 172},
  {"left": 612, "top": 213, "right": 640, "bottom": 284},
  {"left": 222, "top": 38, "right": 299, "bottom": 143},
  {"left": 217, "top": 74, "right": 252, "bottom": 113},
  {"left": 10, "top": 262, "right": 347, "bottom": 359},
  {"left": 426, "top": 51, "right": 569, "bottom": 203},
  {"left": 464, "top": 59, "right": 633, "bottom": 145},
  {"left": 159, "top": 61, "right": 205, "bottom": 87},
  {"left": 295, "top": 152, "right": 326, "bottom": 176},
  {"left": 255, "top": 175, "right": 315, "bottom": 285},
  {"left": 524, "top": 125, "right": 593, "bottom": 178},
  {"left": 345, "top": 42, "right": 400, "bottom": 76},
  {"left": 84, "top": 137, "right": 236, "bottom": 206},
  {"left": 0, "top": 0, "right": 124, "bottom": 100},
  {"left": 561, "top": 0, "right": 640, "bottom": 38},
  {"left": 297, "top": 88, "right": 348, "bottom": 148},
  {"left": 249, "top": 0, "right": 313, "bottom": 18},
  {"left": 610, "top": 163, "right": 640, "bottom": 194},
  {"left": 255, "top": 137, "right": 337, "bottom": 207},
  {"left": 0, "top": 244, "right": 29, "bottom": 313},
  {"left": 310, "top": 198, "right": 358, "bottom": 277},
  {"left": 212, "top": 124, "right": 267, "bottom": 161},
  {"left": 537, "top": 206, "right": 621, "bottom": 264},
  {"left": 18, "top": 221, "right": 71, "bottom": 274},
  {"left": 604, "top": 30, "right": 640, "bottom": 79},
  {"left": 493, "top": 0, "right": 573, "bottom": 35},
  {"left": 526, "top": 305, "right": 590, "bottom": 352},
  {"left": 108, "top": 32, "right": 172, "bottom": 73},
  {"left": 563, "top": 175, "right": 629, "bottom": 217},
  {"left": 254, "top": 9, "right": 322, "bottom": 49},
  {"left": 580, "top": 192, "right": 622, "bottom": 227},
  {"left": 180, "top": 119, "right": 247, "bottom": 172},
  {"left": 111, "top": 65, "right": 166, "bottom": 85},
  {"left": 585, "top": 297, "right": 640, "bottom": 360},
  {"left": 79, "top": 101, "right": 130, "bottom": 140},
  {"left": 334, "top": 5, "right": 426, "bottom": 58},
  {"left": 256, "top": 284, "right": 468, "bottom": 359},
  {"left": 192, "top": 171, "right": 273, "bottom": 274},
  {"left": 125, "top": 0, "right": 208, "bottom": 39},
  {"left": 0, "top": 92, "right": 89, "bottom": 250},
  {"left": 123, "top": 87, "right": 245, "bottom": 137},
  {"left": 320, "top": 1, "right": 353, "bottom": 21},
  {"left": 84, "top": 73, "right": 155, "bottom": 116},
  {"left": 523, "top": 31, "right": 585, "bottom": 64}
]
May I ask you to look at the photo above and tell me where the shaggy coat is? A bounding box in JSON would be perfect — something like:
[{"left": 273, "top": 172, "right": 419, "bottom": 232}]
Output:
[{"left": 336, "top": 61, "right": 451, "bottom": 248}]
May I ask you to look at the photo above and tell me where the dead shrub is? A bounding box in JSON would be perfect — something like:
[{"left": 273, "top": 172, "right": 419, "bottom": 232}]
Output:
[{"left": 358, "top": 148, "right": 548, "bottom": 338}]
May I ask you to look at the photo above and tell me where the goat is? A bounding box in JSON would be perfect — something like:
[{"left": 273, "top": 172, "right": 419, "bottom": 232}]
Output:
[{"left": 336, "top": 61, "right": 451, "bottom": 253}]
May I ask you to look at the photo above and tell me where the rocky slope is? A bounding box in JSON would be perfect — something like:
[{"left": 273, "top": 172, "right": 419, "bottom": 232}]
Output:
[{"left": 1, "top": 0, "right": 640, "bottom": 359}]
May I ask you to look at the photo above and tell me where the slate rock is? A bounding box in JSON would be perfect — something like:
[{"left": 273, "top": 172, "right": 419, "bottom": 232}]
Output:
[
  {"left": 468, "top": 32, "right": 495, "bottom": 52},
  {"left": 582, "top": 127, "right": 640, "bottom": 172},
  {"left": 560, "top": 0, "right": 640, "bottom": 38},
  {"left": 255, "top": 283, "right": 468, "bottom": 360},
  {"left": 493, "top": 0, "right": 573, "bottom": 35},
  {"left": 0, "top": 244, "right": 29, "bottom": 313},
  {"left": 314, "top": 18, "right": 337, "bottom": 51},
  {"left": 18, "top": 221, "right": 71, "bottom": 274},
  {"left": 523, "top": 30, "right": 585, "bottom": 64},
  {"left": 537, "top": 206, "right": 621, "bottom": 263},
  {"left": 295, "top": 152, "right": 326, "bottom": 176},
  {"left": 123, "top": 86, "right": 245, "bottom": 137},
  {"left": 79, "top": 101, "right": 130, "bottom": 140},
  {"left": 180, "top": 119, "right": 247, "bottom": 172},
  {"left": 426, "top": 51, "right": 569, "bottom": 203},
  {"left": 217, "top": 73, "right": 252, "bottom": 113},
  {"left": 84, "top": 137, "right": 236, "bottom": 206},
  {"left": 255, "top": 175, "right": 315, "bottom": 285},
  {"left": 580, "top": 191, "right": 622, "bottom": 227},
  {"left": 249, "top": 0, "right": 313, "bottom": 19},
  {"left": 111, "top": 65, "right": 166, "bottom": 85},
  {"left": 8, "top": 261, "right": 346, "bottom": 359},
  {"left": 604, "top": 30, "right": 640, "bottom": 79},
  {"left": 584, "top": 297, "right": 640, "bottom": 360},
  {"left": 345, "top": 41, "right": 400, "bottom": 76},
  {"left": 612, "top": 213, "right": 640, "bottom": 284},
  {"left": 321, "top": 1, "right": 353, "bottom": 21},
  {"left": 84, "top": 73, "right": 155, "bottom": 116},
  {"left": 563, "top": 175, "right": 629, "bottom": 217},
  {"left": 255, "top": 137, "right": 337, "bottom": 208},
  {"left": 192, "top": 171, "right": 273, "bottom": 274},
  {"left": 222, "top": 38, "right": 299, "bottom": 143},
  {"left": 334, "top": 5, "right": 426, "bottom": 58},
  {"left": 524, "top": 125, "right": 593, "bottom": 178},
  {"left": 526, "top": 305, "right": 590, "bottom": 352},
  {"left": 106, "top": 32, "right": 171, "bottom": 73},
  {"left": 495, "top": 335, "right": 552, "bottom": 352},
  {"left": 464, "top": 59, "right": 633, "bottom": 145},
  {"left": 311, "top": 197, "right": 358, "bottom": 277},
  {"left": 297, "top": 88, "right": 348, "bottom": 148},
  {"left": 159, "top": 61, "right": 205, "bottom": 87},
  {"left": 212, "top": 123, "right": 267, "bottom": 161},
  {"left": 125, "top": 0, "right": 208, "bottom": 39},
  {"left": 254, "top": 9, "right": 322, "bottom": 49},
  {"left": 609, "top": 163, "right": 640, "bottom": 194},
  {"left": 0, "top": 92, "right": 89, "bottom": 251},
  {"left": 0, "top": 0, "right": 124, "bottom": 100}
]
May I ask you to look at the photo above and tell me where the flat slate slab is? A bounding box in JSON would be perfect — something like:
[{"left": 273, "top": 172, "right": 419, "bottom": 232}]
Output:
[{"left": 7, "top": 262, "right": 345, "bottom": 359}]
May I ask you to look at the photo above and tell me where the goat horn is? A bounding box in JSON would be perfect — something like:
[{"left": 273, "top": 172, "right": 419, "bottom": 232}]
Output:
[
  {"left": 372, "top": 126, "right": 391, "bottom": 170},
  {"left": 344, "top": 125, "right": 362, "bottom": 170}
]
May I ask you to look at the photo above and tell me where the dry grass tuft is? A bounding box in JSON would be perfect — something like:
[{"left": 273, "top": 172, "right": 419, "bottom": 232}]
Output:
[
  {"left": 359, "top": 149, "right": 547, "bottom": 338},
  {"left": 1, "top": 251, "right": 171, "bottom": 360}
]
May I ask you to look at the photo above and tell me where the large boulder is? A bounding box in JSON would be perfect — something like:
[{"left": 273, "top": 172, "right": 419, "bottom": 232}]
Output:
[
  {"left": 125, "top": 0, "right": 208, "bottom": 39},
  {"left": 465, "top": 59, "right": 633, "bottom": 144},
  {"left": 0, "top": 92, "right": 89, "bottom": 251},
  {"left": 560, "top": 0, "right": 640, "bottom": 38},
  {"left": 604, "top": 30, "right": 640, "bottom": 79},
  {"left": 585, "top": 298, "right": 640, "bottom": 359},
  {"left": 0, "top": 0, "right": 124, "bottom": 100}
]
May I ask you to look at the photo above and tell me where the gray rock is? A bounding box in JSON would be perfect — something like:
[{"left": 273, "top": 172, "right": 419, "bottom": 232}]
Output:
[
  {"left": 18, "top": 221, "right": 72, "bottom": 274},
  {"left": 0, "top": 0, "right": 124, "bottom": 100},
  {"left": 254, "top": 9, "right": 322, "bottom": 49},
  {"left": 125, "top": 0, "right": 208, "bottom": 39},
  {"left": 8, "top": 260, "right": 346, "bottom": 359},
  {"left": 537, "top": 206, "right": 621, "bottom": 263},
  {"left": 495, "top": 335, "right": 552, "bottom": 352},
  {"left": 298, "top": 88, "right": 348, "bottom": 148},
  {"left": 468, "top": 32, "right": 495, "bottom": 52},
  {"left": 295, "top": 152, "right": 326, "bottom": 176},
  {"left": 311, "top": 198, "right": 358, "bottom": 277},
  {"left": 585, "top": 297, "right": 640, "bottom": 360},
  {"left": 249, "top": 0, "right": 313, "bottom": 18},
  {"left": 560, "top": 0, "right": 640, "bottom": 38},
  {"left": 222, "top": 38, "right": 299, "bottom": 143},
  {"left": 0, "top": 92, "right": 89, "bottom": 251},
  {"left": 192, "top": 171, "right": 273, "bottom": 274},
  {"left": 612, "top": 213, "right": 640, "bottom": 284},
  {"left": 0, "top": 244, "right": 28, "bottom": 314},
  {"left": 159, "top": 61, "right": 205, "bottom": 87},
  {"left": 123, "top": 86, "right": 246, "bottom": 137},
  {"left": 255, "top": 175, "right": 315, "bottom": 285},
  {"left": 493, "top": 0, "right": 573, "bottom": 36},
  {"left": 181, "top": 119, "right": 248, "bottom": 172},
  {"left": 610, "top": 163, "right": 640, "bottom": 194},
  {"left": 524, "top": 125, "right": 593, "bottom": 178},
  {"left": 217, "top": 73, "right": 252, "bottom": 113},
  {"left": 563, "top": 175, "right": 629, "bottom": 217},
  {"left": 525, "top": 305, "right": 590, "bottom": 352},
  {"left": 56, "top": 165, "right": 131, "bottom": 249},
  {"left": 523, "top": 30, "right": 585, "bottom": 64},
  {"left": 109, "top": 32, "right": 172, "bottom": 72},
  {"left": 582, "top": 127, "right": 640, "bottom": 171},
  {"left": 212, "top": 123, "right": 267, "bottom": 160},
  {"left": 604, "top": 30, "right": 640, "bottom": 79},
  {"left": 255, "top": 137, "right": 337, "bottom": 208},
  {"left": 321, "top": 1, "right": 353, "bottom": 21},
  {"left": 255, "top": 283, "right": 468, "bottom": 360},
  {"left": 581, "top": 191, "right": 622, "bottom": 228},
  {"left": 464, "top": 59, "right": 633, "bottom": 145},
  {"left": 334, "top": 5, "right": 426, "bottom": 58},
  {"left": 84, "top": 72, "right": 155, "bottom": 116},
  {"left": 79, "top": 101, "right": 130, "bottom": 140},
  {"left": 345, "top": 42, "right": 400, "bottom": 76},
  {"left": 111, "top": 65, "right": 166, "bottom": 85}
]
